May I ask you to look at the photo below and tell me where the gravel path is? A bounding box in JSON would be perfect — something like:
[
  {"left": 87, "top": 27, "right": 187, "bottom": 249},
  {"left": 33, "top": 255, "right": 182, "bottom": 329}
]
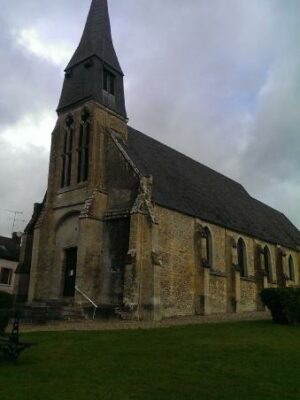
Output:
[{"left": 18, "top": 311, "right": 271, "bottom": 333}]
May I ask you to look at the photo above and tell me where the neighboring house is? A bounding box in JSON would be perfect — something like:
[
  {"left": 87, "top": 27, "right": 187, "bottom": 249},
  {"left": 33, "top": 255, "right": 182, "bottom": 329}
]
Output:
[
  {"left": 15, "top": 0, "right": 300, "bottom": 320},
  {"left": 0, "top": 234, "right": 21, "bottom": 295}
]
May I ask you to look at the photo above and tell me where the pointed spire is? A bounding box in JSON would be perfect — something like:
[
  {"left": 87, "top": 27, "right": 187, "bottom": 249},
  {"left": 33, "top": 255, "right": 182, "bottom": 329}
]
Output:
[
  {"left": 66, "top": 0, "right": 122, "bottom": 73},
  {"left": 57, "top": 0, "right": 126, "bottom": 117}
]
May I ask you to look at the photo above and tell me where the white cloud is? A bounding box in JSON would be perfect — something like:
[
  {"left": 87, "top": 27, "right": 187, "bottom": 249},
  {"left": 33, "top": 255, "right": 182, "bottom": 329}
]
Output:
[
  {"left": 0, "top": 0, "right": 299, "bottom": 235},
  {"left": 256, "top": 181, "right": 300, "bottom": 231},
  {"left": 0, "top": 136, "right": 48, "bottom": 236},
  {"left": 2, "top": 111, "right": 55, "bottom": 150},
  {"left": 17, "top": 28, "right": 73, "bottom": 67}
]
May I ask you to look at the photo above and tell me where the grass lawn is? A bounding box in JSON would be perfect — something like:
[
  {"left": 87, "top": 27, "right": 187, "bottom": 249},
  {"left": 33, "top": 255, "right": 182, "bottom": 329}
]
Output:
[{"left": 0, "top": 320, "right": 300, "bottom": 400}]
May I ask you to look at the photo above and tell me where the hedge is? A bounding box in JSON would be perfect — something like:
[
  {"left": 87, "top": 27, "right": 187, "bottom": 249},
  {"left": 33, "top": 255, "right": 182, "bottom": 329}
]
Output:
[
  {"left": 261, "top": 288, "right": 300, "bottom": 325},
  {"left": 0, "top": 291, "right": 14, "bottom": 333}
]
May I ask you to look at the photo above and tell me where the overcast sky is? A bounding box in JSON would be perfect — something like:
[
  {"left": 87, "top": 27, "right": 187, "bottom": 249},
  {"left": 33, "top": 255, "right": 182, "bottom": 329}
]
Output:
[{"left": 0, "top": 0, "right": 299, "bottom": 236}]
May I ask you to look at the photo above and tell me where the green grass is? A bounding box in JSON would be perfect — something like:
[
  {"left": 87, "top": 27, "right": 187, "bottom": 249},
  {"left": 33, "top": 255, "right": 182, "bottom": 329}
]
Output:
[{"left": 1, "top": 321, "right": 300, "bottom": 400}]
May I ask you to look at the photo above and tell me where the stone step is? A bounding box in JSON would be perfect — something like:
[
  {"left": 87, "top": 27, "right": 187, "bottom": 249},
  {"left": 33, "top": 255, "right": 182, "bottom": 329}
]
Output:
[
  {"left": 18, "top": 302, "right": 86, "bottom": 322},
  {"left": 61, "top": 306, "right": 87, "bottom": 321},
  {"left": 17, "top": 302, "right": 121, "bottom": 323}
]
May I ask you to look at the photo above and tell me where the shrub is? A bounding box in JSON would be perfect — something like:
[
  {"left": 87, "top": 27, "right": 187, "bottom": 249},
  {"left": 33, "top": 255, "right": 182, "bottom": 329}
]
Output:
[
  {"left": 0, "top": 291, "right": 14, "bottom": 333},
  {"left": 261, "top": 288, "right": 300, "bottom": 325}
]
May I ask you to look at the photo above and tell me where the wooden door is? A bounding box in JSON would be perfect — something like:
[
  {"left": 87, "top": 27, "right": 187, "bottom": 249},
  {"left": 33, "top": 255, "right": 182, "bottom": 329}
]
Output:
[{"left": 63, "top": 247, "right": 77, "bottom": 297}]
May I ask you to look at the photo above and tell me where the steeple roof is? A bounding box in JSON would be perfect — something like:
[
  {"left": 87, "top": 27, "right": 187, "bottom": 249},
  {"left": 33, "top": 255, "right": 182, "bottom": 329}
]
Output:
[
  {"left": 66, "top": 0, "right": 123, "bottom": 74},
  {"left": 57, "top": 0, "right": 126, "bottom": 116}
]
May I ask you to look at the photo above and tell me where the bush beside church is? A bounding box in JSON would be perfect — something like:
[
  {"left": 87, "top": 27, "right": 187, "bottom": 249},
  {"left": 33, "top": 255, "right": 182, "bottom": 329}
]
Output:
[{"left": 261, "top": 288, "right": 300, "bottom": 325}]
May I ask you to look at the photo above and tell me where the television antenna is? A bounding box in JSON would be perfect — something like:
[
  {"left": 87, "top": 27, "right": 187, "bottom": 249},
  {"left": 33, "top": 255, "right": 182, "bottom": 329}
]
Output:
[{"left": 3, "top": 209, "right": 25, "bottom": 234}]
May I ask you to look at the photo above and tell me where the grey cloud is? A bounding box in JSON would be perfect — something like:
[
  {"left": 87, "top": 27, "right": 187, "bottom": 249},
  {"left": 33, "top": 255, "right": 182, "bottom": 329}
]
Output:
[
  {"left": 0, "top": 0, "right": 95, "bottom": 128},
  {"left": 0, "top": 137, "right": 48, "bottom": 234},
  {"left": 116, "top": 0, "right": 300, "bottom": 228},
  {"left": 0, "top": 0, "right": 299, "bottom": 235},
  {"left": 0, "top": 21, "right": 60, "bottom": 127},
  {"left": 241, "top": 59, "right": 300, "bottom": 186}
]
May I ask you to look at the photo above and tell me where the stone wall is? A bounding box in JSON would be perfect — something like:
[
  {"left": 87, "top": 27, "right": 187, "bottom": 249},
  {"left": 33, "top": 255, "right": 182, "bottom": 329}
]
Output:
[
  {"left": 101, "top": 218, "right": 130, "bottom": 305},
  {"left": 155, "top": 206, "right": 195, "bottom": 318},
  {"left": 209, "top": 275, "right": 227, "bottom": 313},
  {"left": 240, "top": 280, "right": 257, "bottom": 312},
  {"left": 150, "top": 205, "right": 300, "bottom": 319}
]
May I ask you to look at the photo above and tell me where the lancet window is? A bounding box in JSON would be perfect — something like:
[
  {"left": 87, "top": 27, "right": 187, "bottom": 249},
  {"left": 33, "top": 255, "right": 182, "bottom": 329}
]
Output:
[
  {"left": 77, "top": 110, "right": 90, "bottom": 183},
  {"left": 288, "top": 255, "right": 295, "bottom": 281},
  {"left": 201, "top": 227, "right": 213, "bottom": 268},
  {"left": 237, "top": 238, "right": 247, "bottom": 277},
  {"left": 61, "top": 116, "right": 74, "bottom": 188},
  {"left": 263, "top": 246, "right": 272, "bottom": 282}
]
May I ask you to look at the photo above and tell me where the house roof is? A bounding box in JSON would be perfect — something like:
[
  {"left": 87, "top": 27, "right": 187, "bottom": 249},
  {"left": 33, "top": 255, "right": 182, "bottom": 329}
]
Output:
[
  {"left": 0, "top": 236, "right": 20, "bottom": 262},
  {"left": 125, "top": 127, "right": 300, "bottom": 250},
  {"left": 66, "top": 0, "right": 122, "bottom": 74}
]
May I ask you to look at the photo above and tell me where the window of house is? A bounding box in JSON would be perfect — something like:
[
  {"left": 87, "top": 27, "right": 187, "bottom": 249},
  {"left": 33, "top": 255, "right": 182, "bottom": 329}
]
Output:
[
  {"left": 288, "top": 255, "right": 295, "bottom": 281},
  {"left": 77, "top": 110, "right": 90, "bottom": 183},
  {"left": 61, "top": 116, "right": 74, "bottom": 188},
  {"left": 263, "top": 246, "right": 272, "bottom": 283},
  {"left": 237, "top": 238, "right": 247, "bottom": 277},
  {"left": 103, "top": 68, "right": 115, "bottom": 95},
  {"left": 0, "top": 268, "right": 12, "bottom": 285}
]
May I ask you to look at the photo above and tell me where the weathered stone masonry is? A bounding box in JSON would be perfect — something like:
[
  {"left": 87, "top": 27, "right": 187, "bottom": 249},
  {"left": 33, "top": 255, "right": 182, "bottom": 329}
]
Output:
[{"left": 15, "top": 0, "right": 300, "bottom": 321}]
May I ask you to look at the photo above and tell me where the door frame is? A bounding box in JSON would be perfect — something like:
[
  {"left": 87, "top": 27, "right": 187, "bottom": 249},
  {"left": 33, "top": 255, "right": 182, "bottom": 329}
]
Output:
[{"left": 63, "top": 247, "right": 78, "bottom": 298}]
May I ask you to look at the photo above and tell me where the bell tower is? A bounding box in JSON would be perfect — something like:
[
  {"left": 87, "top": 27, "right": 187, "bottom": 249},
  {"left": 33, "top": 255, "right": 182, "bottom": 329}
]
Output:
[
  {"left": 26, "top": 0, "right": 133, "bottom": 306},
  {"left": 57, "top": 0, "right": 127, "bottom": 118}
]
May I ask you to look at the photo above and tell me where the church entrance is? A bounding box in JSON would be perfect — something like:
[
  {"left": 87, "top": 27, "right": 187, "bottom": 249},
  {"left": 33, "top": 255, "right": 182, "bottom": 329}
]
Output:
[{"left": 63, "top": 247, "right": 77, "bottom": 297}]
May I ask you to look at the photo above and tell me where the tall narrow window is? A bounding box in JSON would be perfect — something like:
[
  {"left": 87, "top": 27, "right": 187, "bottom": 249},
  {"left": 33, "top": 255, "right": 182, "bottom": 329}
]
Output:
[
  {"left": 77, "top": 110, "right": 90, "bottom": 183},
  {"left": 61, "top": 116, "right": 74, "bottom": 188},
  {"left": 103, "top": 68, "right": 115, "bottom": 95},
  {"left": 202, "top": 227, "right": 213, "bottom": 268},
  {"left": 263, "top": 246, "right": 272, "bottom": 282},
  {"left": 237, "top": 238, "right": 247, "bottom": 277},
  {"left": 63, "top": 247, "right": 78, "bottom": 297},
  {"left": 288, "top": 255, "right": 295, "bottom": 281}
]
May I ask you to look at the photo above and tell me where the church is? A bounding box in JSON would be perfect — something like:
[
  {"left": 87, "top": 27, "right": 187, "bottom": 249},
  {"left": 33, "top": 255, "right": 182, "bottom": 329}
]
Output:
[{"left": 14, "top": 0, "right": 300, "bottom": 321}]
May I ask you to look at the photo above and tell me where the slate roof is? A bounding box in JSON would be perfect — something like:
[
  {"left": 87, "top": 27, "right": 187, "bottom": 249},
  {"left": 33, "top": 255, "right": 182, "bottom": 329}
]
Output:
[
  {"left": 66, "top": 0, "right": 122, "bottom": 73},
  {"left": 125, "top": 127, "right": 300, "bottom": 250},
  {"left": 0, "top": 236, "right": 20, "bottom": 262},
  {"left": 57, "top": 0, "right": 126, "bottom": 117}
]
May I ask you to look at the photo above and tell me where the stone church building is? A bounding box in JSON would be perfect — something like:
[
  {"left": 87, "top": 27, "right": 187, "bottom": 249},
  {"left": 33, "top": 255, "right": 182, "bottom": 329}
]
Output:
[{"left": 15, "top": 0, "right": 300, "bottom": 321}]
